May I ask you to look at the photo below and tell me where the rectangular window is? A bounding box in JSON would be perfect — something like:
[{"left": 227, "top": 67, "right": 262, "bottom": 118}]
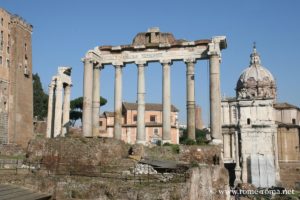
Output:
[
  {"left": 7, "top": 46, "right": 9, "bottom": 54},
  {"left": 99, "top": 121, "right": 103, "bottom": 127},
  {"left": 150, "top": 115, "right": 156, "bottom": 122},
  {"left": 153, "top": 128, "right": 159, "bottom": 134},
  {"left": 6, "top": 59, "right": 9, "bottom": 67},
  {"left": 133, "top": 115, "right": 137, "bottom": 122},
  {"left": 0, "top": 56, "right": 2, "bottom": 65},
  {"left": 292, "top": 118, "right": 296, "bottom": 125},
  {"left": 1, "top": 18, "right": 3, "bottom": 26}
]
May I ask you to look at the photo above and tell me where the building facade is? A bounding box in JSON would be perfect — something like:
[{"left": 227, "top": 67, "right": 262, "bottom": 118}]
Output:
[
  {"left": 98, "top": 102, "right": 180, "bottom": 144},
  {"left": 221, "top": 46, "right": 300, "bottom": 188},
  {"left": 0, "top": 8, "right": 33, "bottom": 148}
]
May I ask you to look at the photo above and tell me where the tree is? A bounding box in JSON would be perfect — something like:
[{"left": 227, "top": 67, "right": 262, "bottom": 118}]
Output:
[
  {"left": 33, "top": 73, "right": 48, "bottom": 120},
  {"left": 69, "top": 96, "right": 107, "bottom": 126}
]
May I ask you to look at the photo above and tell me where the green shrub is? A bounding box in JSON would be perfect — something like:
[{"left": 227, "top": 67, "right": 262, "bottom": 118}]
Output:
[
  {"left": 156, "top": 140, "right": 162, "bottom": 146},
  {"left": 171, "top": 144, "right": 180, "bottom": 154}
]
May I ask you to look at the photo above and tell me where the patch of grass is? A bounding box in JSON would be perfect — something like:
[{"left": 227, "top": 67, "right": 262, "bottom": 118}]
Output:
[
  {"left": 163, "top": 143, "right": 180, "bottom": 154},
  {"left": 0, "top": 155, "right": 25, "bottom": 160},
  {"left": 190, "top": 160, "right": 199, "bottom": 168}
]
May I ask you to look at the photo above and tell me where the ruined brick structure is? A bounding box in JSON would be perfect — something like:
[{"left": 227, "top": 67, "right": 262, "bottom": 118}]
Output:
[{"left": 0, "top": 8, "right": 33, "bottom": 148}]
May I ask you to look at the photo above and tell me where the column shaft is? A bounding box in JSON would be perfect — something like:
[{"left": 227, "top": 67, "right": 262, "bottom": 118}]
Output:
[
  {"left": 54, "top": 81, "right": 63, "bottom": 137},
  {"left": 136, "top": 63, "right": 146, "bottom": 144},
  {"left": 92, "top": 66, "right": 100, "bottom": 136},
  {"left": 114, "top": 65, "right": 123, "bottom": 140},
  {"left": 209, "top": 54, "right": 222, "bottom": 143},
  {"left": 82, "top": 58, "right": 94, "bottom": 137},
  {"left": 162, "top": 61, "right": 171, "bottom": 143},
  {"left": 62, "top": 85, "right": 71, "bottom": 136},
  {"left": 46, "top": 84, "right": 54, "bottom": 138},
  {"left": 186, "top": 60, "right": 196, "bottom": 140}
]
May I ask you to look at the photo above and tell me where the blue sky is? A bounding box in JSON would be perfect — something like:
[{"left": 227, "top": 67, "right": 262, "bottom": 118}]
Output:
[{"left": 1, "top": 0, "right": 300, "bottom": 125}]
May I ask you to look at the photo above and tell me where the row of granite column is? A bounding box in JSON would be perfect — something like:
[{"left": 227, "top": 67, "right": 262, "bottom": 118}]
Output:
[{"left": 82, "top": 54, "right": 222, "bottom": 144}]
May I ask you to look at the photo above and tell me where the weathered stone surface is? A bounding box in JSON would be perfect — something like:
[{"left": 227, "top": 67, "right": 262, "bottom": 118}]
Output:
[
  {"left": 179, "top": 145, "right": 221, "bottom": 165},
  {"left": 25, "top": 137, "right": 129, "bottom": 166}
]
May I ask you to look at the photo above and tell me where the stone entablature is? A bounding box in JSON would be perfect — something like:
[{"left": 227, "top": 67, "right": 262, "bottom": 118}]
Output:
[{"left": 82, "top": 28, "right": 227, "bottom": 145}]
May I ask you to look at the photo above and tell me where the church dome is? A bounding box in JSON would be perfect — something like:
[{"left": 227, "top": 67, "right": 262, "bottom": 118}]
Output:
[{"left": 236, "top": 45, "right": 276, "bottom": 100}]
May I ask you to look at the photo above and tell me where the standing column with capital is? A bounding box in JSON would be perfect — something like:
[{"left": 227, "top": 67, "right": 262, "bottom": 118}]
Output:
[
  {"left": 185, "top": 59, "right": 196, "bottom": 140},
  {"left": 62, "top": 84, "right": 71, "bottom": 136},
  {"left": 114, "top": 64, "right": 123, "bottom": 140},
  {"left": 46, "top": 82, "right": 55, "bottom": 138},
  {"left": 92, "top": 64, "right": 102, "bottom": 136},
  {"left": 54, "top": 79, "right": 63, "bottom": 137},
  {"left": 82, "top": 58, "right": 94, "bottom": 137},
  {"left": 136, "top": 61, "right": 146, "bottom": 144},
  {"left": 161, "top": 60, "right": 172, "bottom": 143},
  {"left": 208, "top": 39, "right": 222, "bottom": 144}
]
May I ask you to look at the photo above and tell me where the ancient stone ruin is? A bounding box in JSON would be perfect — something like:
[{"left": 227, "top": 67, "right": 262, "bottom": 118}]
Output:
[
  {"left": 82, "top": 27, "right": 227, "bottom": 144},
  {"left": 46, "top": 67, "right": 72, "bottom": 138}
]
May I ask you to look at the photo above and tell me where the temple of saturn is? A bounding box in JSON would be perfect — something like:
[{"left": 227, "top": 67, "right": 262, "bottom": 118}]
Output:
[
  {"left": 82, "top": 28, "right": 227, "bottom": 144},
  {"left": 46, "top": 67, "right": 72, "bottom": 138}
]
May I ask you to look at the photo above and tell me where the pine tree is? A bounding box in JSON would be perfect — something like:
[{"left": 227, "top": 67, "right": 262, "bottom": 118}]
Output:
[
  {"left": 33, "top": 73, "right": 48, "bottom": 120},
  {"left": 70, "top": 96, "right": 107, "bottom": 126}
]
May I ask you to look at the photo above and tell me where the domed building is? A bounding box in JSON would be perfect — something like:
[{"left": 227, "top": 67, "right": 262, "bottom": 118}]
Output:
[
  {"left": 236, "top": 46, "right": 277, "bottom": 100},
  {"left": 221, "top": 45, "right": 300, "bottom": 189},
  {"left": 221, "top": 46, "right": 279, "bottom": 188}
]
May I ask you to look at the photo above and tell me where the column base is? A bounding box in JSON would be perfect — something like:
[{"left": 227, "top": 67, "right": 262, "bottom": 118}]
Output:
[
  {"left": 162, "top": 140, "right": 171, "bottom": 144},
  {"left": 136, "top": 140, "right": 147, "bottom": 145},
  {"left": 210, "top": 138, "right": 223, "bottom": 145}
]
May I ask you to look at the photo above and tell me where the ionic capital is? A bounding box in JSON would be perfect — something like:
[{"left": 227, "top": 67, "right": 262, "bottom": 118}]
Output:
[
  {"left": 94, "top": 63, "right": 104, "bottom": 70},
  {"left": 135, "top": 60, "right": 147, "bottom": 67},
  {"left": 184, "top": 58, "right": 196, "bottom": 64},
  {"left": 82, "top": 57, "right": 99, "bottom": 65},
  {"left": 160, "top": 59, "right": 172, "bottom": 66},
  {"left": 113, "top": 63, "right": 124, "bottom": 69}
]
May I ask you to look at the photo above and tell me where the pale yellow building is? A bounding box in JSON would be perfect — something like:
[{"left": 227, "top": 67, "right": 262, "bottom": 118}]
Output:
[{"left": 98, "top": 102, "right": 179, "bottom": 144}]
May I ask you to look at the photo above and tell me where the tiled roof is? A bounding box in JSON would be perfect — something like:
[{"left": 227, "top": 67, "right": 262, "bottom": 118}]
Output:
[
  {"left": 122, "top": 102, "right": 179, "bottom": 112},
  {"left": 274, "top": 102, "right": 300, "bottom": 110},
  {"left": 103, "top": 112, "right": 114, "bottom": 117}
]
